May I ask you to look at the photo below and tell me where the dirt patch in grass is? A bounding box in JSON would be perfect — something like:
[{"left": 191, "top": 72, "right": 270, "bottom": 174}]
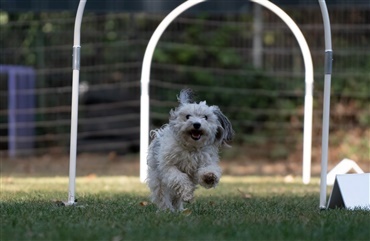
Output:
[
  {"left": 1, "top": 128, "right": 369, "bottom": 177},
  {"left": 1, "top": 145, "right": 368, "bottom": 178}
]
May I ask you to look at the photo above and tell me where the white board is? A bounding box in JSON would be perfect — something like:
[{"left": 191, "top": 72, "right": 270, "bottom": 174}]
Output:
[{"left": 327, "top": 173, "right": 370, "bottom": 210}]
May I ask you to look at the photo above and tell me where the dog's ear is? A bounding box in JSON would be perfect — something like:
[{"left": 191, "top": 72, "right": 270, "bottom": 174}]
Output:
[
  {"left": 215, "top": 126, "right": 224, "bottom": 142},
  {"left": 212, "top": 106, "right": 234, "bottom": 146},
  {"left": 177, "top": 88, "right": 195, "bottom": 105},
  {"left": 169, "top": 108, "right": 177, "bottom": 121}
]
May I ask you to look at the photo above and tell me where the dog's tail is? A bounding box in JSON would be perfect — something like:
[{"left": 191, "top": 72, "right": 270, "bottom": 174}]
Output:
[{"left": 177, "top": 88, "right": 195, "bottom": 105}]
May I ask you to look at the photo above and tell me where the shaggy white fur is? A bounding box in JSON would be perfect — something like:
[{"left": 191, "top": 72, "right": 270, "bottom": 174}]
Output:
[{"left": 146, "top": 89, "right": 234, "bottom": 211}]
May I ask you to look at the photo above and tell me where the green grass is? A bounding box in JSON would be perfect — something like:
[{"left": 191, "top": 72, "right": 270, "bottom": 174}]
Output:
[{"left": 1, "top": 176, "right": 369, "bottom": 241}]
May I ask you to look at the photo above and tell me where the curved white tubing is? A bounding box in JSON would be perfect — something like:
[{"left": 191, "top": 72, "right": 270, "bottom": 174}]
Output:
[
  {"left": 139, "top": 0, "right": 207, "bottom": 182},
  {"left": 139, "top": 0, "right": 314, "bottom": 184},
  {"left": 249, "top": 0, "right": 314, "bottom": 184},
  {"left": 318, "top": 0, "right": 333, "bottom": 209},
  {"left": 68, "top": 0, "right": 86, "bottom": 205}
]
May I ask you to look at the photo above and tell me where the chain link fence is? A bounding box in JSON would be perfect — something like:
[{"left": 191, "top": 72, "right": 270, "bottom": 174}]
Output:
[{"left": 1, "top": 6, "right": 369, "bottom": 166}]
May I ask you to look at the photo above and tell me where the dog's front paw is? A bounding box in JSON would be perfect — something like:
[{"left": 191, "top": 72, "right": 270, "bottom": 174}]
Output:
[
  {"left": 181, "top": 190, "right": 194, "bottom": 203},
  {"left": 173, "top": 184, "right": 194, "bottom": 203},
  {"left": 202, "top": 173, "right": 219, "bottom": 188},
  {"left": 176, "top": 185, "right": 194, "bottom": 203}
]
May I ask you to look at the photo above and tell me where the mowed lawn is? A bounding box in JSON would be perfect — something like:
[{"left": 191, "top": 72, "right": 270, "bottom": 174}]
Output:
[{"left": 1, "top": 175, "right": 369, "bottom": 241}]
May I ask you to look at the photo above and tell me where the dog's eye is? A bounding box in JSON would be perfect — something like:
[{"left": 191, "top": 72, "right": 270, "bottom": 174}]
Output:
[
  {"left": 186, "top": 115, "right": 191, "bottom": 119},
  {"left": 204, "top": 115, "right": 208, "bottom": 120}
]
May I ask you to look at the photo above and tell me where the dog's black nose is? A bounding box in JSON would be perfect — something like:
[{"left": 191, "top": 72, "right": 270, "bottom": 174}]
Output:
[{"left": 193, "top": 123, "right": 201, "bottom": 129}]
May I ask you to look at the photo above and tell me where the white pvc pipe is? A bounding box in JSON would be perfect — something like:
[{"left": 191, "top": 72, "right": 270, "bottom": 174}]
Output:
[
  {"left": 140, "top": 0, "right": 207, "bottom": 182},
  {"left": 251, "top": 1, "right": 314, "bottom": 184},
  {"left": 68, "top": 0, "right": 86, "bottom": 205},
  {"left": 318, "top": 0, "right": 333, "bottom": 209},
  {"left": 140, "top": 0, "right": 314, "bottom": 183}
]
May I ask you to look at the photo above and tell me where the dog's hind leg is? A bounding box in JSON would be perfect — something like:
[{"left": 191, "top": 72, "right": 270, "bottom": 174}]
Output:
[
  {"left": 147, "top": 167, "right": 172, "bottom": 210},
  {"left": 149, "top": 180, "right": 176, "bottom": 211},
  {"left": 171, "top": 195, "right": 184, "bottom": 211}
]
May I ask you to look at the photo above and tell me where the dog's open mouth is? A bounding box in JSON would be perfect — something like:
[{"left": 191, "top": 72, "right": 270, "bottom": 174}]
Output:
[{"left": 190, "top": 130, "right": 203, "bottom": 141}]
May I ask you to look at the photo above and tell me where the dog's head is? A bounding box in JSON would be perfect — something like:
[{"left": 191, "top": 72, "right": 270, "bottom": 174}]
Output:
[{"left": 169, "top": 89, "right": 234, "bottom": 148}]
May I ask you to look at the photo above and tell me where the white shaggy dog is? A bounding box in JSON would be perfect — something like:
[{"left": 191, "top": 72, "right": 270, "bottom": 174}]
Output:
[{"left": 147, "top": 89, "right": 234, "bottom": 211}]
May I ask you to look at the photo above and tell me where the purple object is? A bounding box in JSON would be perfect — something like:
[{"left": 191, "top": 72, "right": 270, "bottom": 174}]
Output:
[{"left": 0, "top": 65, "right": 35, "bottom": 157}]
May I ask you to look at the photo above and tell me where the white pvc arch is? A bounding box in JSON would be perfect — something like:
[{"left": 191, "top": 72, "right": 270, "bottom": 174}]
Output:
[
  {"left": 318, "top": 0, "right": 333, "bottom": 209},
  {"left": 139, "top": 0, "right": 314, "bottom": 183},
  {"left": 67, "top": 0, "right": 86, "bottom": 206}
]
